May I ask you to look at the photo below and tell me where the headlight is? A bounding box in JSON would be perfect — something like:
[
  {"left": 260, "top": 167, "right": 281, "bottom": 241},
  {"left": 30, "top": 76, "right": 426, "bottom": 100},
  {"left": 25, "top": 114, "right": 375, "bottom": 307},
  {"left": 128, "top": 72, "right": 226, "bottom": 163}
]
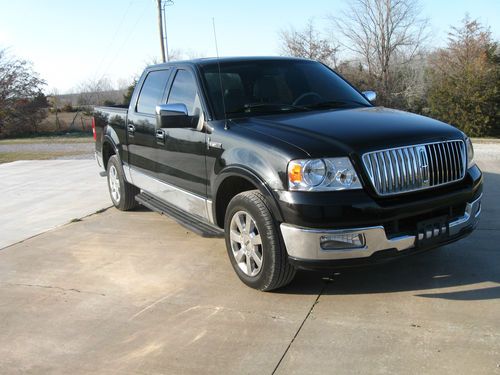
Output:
[
  {"left": 466, "top": 137, "right": 475, "bottom": 168},
  {"left": 288, "top": 157, "right": 362, "bottom": 191}
]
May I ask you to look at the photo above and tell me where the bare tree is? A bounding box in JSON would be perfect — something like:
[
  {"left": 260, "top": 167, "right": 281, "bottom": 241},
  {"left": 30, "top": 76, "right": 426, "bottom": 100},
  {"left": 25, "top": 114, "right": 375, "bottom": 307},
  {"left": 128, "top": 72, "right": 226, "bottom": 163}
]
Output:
[
  {"left": 279, "top": 19, "right": 340, "bottom": 68},
  {"left": 330, "top": 0, "right": 429, "bottom": 101},
  {"left": 0, "top": 49, "right": 47, "bottom": 137},
  {"left": 75, "top": 77, "right": 115, "bottom": 107}
]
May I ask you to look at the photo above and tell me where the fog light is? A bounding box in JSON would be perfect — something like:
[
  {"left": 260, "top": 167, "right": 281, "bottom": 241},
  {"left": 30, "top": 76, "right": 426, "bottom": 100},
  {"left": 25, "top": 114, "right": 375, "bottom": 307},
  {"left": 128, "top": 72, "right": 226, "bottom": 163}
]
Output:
[{"left": 320, "top": 233, "right": 366, "bottom": 250}]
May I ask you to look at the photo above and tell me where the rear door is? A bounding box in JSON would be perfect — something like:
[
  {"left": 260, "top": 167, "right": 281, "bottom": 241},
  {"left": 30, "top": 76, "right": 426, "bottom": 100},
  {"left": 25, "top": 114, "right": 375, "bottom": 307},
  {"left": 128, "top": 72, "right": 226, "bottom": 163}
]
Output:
[{"left": 126, "top": 68, "right": 171, "bottom": 179}]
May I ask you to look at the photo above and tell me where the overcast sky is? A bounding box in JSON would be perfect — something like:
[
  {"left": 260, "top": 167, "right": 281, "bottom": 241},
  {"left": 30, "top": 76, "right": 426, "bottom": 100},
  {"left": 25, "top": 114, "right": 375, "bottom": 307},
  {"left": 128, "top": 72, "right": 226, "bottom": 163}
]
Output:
[{"left": 0, "top": 0, "right": 498, "bottom": 93}]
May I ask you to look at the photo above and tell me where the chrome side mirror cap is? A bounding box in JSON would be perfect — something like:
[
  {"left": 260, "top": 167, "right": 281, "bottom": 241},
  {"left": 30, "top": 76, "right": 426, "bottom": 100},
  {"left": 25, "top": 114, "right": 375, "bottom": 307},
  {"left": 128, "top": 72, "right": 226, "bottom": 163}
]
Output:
[
  {"left": 362, "top": 91, "right": 377, "bottom": 102},
  {"left": 156, "top": 103, "right": 188, "bottom": 117},
  {"left": 156, "top": 103, "right": 191, "bottom": 128}
]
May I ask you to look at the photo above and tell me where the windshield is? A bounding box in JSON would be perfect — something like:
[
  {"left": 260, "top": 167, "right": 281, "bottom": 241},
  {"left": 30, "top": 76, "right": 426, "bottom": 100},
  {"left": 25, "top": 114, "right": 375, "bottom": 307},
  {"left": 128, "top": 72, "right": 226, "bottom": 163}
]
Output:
[{"left": 200, "top": 59, "right": 371, "bottom": 119}]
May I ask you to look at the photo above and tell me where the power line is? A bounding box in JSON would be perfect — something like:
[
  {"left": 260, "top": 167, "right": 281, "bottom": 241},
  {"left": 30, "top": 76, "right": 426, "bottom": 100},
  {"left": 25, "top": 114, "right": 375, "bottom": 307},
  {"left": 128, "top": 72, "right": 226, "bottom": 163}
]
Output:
[
  {"left": 93, "top": 0, "right": 135, "bottom": 80},
  {"left": 97, "top": 5, "right": 148, "bottom": 83}
]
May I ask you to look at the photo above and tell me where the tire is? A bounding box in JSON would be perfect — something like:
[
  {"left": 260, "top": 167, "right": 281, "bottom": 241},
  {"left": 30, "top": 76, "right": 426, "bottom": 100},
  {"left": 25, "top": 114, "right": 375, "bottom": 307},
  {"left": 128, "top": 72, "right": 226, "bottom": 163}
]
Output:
[
  {"left": 224, "top": 190, "right": 296, "bottom": 291},
  {"left": 106, "top": 155, "right": 139, "bottom": 211}
]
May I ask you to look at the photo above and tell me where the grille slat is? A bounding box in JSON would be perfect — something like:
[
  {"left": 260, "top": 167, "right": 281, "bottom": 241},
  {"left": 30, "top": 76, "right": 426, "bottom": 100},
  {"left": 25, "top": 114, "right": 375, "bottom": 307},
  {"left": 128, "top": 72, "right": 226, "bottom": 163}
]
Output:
[
  {"left": 443, "top": 144, "right": 449, "bottom": 182},
  {"left": 446, "top": 142, "right": 454, "bottom": 181},
  {"left": 362, "top": 140, "right": 466, "bottom": 196},
  {"left": 443, "top": 143, "right": 450, "bottom": 183},
  {"left": 371, "top": 153, "right": 381, "bottom": 192},
  {"left": 437, "top": 144, "right": 444, "bottom": 184},
  {"left": 385, "top": 151, "right": 395, "bottom": 192},
  {"left": 402, "top": 148, "right": 411, "bottom": 187},
  {"left": 451, "top": 142, "right": 459, "bottom": 180},
  {"left": 430, "top": 144, "right": 439, "bottom": 185},
  {"left": 448, "top": 143, "right": 455, "bottom": 180},
  {"left": 409, "top": 147, "right": 418, "bottom": 188},
  {"left": 390, "top": 150, "right": 401, "bottom": 191}
]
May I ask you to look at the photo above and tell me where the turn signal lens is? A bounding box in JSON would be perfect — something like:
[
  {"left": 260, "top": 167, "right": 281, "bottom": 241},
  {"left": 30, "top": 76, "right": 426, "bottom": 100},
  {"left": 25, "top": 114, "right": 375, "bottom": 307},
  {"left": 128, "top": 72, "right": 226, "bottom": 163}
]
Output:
[{"left": 289, "top": 163, "right": 302, "bottom": 183}]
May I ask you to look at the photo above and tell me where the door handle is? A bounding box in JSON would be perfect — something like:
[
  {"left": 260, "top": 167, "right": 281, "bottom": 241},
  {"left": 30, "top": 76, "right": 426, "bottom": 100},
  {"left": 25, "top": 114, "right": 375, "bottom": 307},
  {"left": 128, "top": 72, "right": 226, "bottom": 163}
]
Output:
[
  {"left": 127, "top": 124, "right": 135, "bottom": 135},
  {"left": 156, "top": 129, "right": 166, "bottom": 144}
]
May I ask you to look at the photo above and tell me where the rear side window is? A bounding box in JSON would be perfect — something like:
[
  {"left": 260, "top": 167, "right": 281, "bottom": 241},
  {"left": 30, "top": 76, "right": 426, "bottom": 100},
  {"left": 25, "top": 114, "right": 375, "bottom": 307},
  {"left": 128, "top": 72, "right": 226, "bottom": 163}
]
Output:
[{"left": 136, "top": 69, "right": 170, "bottom": 114}]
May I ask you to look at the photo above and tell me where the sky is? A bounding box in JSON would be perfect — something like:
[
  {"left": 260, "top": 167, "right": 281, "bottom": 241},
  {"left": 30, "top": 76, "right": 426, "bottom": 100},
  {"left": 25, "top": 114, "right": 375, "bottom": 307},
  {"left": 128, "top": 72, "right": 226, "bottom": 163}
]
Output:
[{"left": 0, "top": 0, "right": 499, "bottom": 94}]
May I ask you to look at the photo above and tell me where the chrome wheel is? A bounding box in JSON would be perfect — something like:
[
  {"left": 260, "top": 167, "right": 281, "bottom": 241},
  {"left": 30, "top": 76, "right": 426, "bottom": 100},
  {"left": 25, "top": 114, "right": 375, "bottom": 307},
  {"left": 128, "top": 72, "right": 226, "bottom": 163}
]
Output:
[
  {"left": 229, "top": 210, "right": 263, "bottom": 277},
  {"left": 109, "top": 165, "right": 121, "bottom": 203}
]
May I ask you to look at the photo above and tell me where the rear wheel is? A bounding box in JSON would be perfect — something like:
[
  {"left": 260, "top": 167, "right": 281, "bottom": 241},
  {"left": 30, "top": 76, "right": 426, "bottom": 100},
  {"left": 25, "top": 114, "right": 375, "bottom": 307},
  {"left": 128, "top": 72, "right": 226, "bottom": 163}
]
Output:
[
  {"left": 106, "top": 155, "right": 139, "bottom": 211},
  {"left": 224, "top": 190, "right": 296, "bottom": 291}
]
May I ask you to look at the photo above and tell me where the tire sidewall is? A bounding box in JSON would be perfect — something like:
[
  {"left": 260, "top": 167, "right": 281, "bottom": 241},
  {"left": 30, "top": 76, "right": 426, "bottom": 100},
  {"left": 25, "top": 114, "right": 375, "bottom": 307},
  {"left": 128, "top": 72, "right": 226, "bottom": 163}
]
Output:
[
  {"left": 106, "top": 156, "right": 125, "bottom": 209},
  {"left": 224, "top": 193, "right": 280, "bottom": 290}
]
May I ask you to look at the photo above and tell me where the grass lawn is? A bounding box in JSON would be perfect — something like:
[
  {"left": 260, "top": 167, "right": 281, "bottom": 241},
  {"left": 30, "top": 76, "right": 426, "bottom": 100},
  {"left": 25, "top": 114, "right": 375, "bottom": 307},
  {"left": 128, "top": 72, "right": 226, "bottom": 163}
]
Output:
[{"left": 0, "top": 135, "right": 93, "bottom": 145}]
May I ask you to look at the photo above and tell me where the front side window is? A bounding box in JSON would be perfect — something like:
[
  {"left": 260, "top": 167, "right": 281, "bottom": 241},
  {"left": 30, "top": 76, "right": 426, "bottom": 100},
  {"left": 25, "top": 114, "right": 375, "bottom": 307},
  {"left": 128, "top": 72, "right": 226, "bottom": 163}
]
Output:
[
  {"left": 166, "top": 69, "right": 202, "bottom": 128},
  {"left": 167, "top": 70, "right": 200, "bottom": 116},
  {"left": 136, "top": 69, "right": 171, "bottom": 114}
]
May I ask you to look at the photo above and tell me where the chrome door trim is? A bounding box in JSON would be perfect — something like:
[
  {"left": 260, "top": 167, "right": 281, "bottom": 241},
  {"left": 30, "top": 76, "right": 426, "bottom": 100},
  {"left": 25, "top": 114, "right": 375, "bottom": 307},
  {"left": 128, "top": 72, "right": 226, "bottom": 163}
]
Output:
[{"left": 129, "top": 166, "right": 213, "bottom": 223}]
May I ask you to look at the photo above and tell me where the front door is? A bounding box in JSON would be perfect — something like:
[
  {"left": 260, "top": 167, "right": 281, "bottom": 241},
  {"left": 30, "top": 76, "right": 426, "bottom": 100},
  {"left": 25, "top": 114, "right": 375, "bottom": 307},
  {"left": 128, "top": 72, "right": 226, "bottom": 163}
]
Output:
[{"left": 155, "top": 68, "right": 209, "bottom": 220}]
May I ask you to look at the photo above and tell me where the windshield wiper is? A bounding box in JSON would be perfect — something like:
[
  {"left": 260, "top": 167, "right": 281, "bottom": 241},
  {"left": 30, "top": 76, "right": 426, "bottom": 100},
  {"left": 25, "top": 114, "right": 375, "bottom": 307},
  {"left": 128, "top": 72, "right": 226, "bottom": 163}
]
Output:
[
  {"left": 304, "top": 100, "right": 371, "bottom": 110},
  {"left": 226, "top": 103, "right": 310, "bottom": 115}
]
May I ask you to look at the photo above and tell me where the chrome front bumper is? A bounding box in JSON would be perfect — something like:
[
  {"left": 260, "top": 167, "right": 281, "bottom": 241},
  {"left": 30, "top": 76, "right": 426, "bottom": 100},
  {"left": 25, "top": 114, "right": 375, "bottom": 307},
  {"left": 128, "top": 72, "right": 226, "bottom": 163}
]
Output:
[{"left": 281, "top": 194, "right": 482, "bottom": 261}]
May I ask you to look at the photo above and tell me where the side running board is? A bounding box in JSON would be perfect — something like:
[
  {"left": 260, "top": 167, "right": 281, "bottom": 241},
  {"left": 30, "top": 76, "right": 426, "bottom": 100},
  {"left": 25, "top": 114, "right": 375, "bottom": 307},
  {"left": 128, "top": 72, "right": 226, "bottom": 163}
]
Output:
[{"left": 135, "top": 192, "right": 224, "bottom": 238}]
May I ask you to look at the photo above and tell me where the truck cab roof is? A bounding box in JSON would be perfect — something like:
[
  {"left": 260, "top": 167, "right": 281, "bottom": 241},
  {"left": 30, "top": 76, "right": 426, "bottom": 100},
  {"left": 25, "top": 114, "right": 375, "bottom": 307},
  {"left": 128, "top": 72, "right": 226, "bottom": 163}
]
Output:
[{"left": 145, "top": 56, "right": 313, "bottom": 71}]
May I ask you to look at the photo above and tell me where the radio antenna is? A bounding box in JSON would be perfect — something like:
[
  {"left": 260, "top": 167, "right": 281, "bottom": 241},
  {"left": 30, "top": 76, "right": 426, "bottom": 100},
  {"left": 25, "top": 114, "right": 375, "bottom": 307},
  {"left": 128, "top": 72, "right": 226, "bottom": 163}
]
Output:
[{"left": 212, "top": 17, "right": 228, "bottom": 129}]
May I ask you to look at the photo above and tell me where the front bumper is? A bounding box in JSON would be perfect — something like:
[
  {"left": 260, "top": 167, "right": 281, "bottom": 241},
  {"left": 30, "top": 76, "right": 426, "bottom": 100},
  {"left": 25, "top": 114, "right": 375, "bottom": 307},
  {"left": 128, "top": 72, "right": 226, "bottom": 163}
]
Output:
[{"left": 281, "top": 193, "right": 481, "bottom": 262}]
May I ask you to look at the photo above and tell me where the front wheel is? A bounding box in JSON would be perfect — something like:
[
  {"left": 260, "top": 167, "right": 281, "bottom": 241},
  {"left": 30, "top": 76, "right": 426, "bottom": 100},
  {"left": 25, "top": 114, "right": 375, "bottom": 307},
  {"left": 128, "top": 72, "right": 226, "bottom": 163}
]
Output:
[
  {"left": 224, "top": 190, "right": 296, "bottom": 291},
  {"left": 106, "top": 155, "right": 139, "bottom": 211}
]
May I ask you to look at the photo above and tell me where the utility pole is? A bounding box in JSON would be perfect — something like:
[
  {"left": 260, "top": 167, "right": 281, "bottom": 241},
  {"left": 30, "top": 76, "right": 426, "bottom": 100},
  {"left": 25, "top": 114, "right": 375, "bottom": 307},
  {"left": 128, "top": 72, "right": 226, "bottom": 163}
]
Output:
[
  {"left": 156, "top": 0, "right": 166, "bottom": 62},
  {"left": 156, "top": 0, "right": 174, "bottom": 63}
]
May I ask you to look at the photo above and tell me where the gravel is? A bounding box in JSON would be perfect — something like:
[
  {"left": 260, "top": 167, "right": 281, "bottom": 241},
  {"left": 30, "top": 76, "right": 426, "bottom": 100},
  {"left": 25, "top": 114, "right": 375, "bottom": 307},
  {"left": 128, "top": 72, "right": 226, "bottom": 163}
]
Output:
[{"left": 0, "top": 142, "right": 94, "bottom": 160}]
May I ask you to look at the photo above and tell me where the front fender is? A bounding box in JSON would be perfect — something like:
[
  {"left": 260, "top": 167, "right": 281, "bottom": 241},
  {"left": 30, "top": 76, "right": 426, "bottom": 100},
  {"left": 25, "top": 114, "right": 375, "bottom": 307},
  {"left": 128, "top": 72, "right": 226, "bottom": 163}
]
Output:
[
  {"left": 214, "top": 146, "right": 287, "bottom": 190},
  {"left": 213, "top": 166, "right": 284, "bottom": 223}
]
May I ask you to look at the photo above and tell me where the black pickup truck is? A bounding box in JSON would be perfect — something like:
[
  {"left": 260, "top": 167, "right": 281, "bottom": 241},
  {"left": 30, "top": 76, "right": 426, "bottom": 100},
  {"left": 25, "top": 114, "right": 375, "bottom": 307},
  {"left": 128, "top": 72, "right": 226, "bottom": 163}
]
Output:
[{"left": 93, "top": 57, "right": 482, "bottom": 291}]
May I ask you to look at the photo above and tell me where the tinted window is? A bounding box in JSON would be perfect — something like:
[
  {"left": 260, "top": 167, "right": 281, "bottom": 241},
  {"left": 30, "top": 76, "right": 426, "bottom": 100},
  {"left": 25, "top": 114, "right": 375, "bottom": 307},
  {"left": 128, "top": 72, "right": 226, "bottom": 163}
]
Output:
[
  {"left": 167, "top": 70, "right": 199, "bottom": 116},
  {"left": 136, "top": 69, "right": 170, "bottom": 114},
  {"left": 200, "top": 60, "right": 371, "bottom": 119}
]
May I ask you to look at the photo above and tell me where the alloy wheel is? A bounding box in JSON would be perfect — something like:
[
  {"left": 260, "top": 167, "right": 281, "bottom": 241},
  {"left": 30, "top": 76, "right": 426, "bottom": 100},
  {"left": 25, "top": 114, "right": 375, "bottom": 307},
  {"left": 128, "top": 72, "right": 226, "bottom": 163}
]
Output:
[{"left": 229, "top": 210, "right": 263, "bottom": 277}]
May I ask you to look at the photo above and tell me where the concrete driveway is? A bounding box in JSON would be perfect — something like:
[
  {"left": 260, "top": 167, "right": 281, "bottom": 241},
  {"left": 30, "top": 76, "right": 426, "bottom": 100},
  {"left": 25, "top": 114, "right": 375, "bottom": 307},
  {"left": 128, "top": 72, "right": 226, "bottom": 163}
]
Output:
[
  {"left": 0, "top": 147, "right": 499, "bottom": 374},
  {"left": 0, "top": 160, "right": 110, "bottom": 249}
]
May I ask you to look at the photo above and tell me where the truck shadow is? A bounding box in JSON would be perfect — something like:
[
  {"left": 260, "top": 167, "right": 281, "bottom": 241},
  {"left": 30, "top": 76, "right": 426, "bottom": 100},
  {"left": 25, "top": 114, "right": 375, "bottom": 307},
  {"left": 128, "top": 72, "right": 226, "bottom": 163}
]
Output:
[{"left": 279, "top": 171, "right": 500, "bottom": 301}]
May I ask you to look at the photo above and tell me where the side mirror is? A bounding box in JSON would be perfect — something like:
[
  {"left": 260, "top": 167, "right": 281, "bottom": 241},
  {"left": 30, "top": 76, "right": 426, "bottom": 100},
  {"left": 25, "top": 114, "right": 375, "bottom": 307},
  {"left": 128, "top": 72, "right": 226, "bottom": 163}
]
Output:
[
  {"left": 155, "top": 103, "right": 191, "bottom": 128},
  {"left": 362, "top": 91, "right": 377, "bottom": 102}
]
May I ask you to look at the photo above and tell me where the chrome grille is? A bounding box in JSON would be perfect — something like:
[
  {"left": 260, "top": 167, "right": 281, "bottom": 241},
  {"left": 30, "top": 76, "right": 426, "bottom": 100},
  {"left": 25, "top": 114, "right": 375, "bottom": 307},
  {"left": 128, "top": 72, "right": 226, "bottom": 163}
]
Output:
[{"left": 362, "top": 140, "right": 466, "bottom": 196}]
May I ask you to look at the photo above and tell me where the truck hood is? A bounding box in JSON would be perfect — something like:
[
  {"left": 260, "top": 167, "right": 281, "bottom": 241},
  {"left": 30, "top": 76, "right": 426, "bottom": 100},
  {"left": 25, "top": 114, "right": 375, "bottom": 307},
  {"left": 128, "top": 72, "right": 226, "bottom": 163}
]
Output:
[{"left": 231, "top": 107, "right": 464, "bottom": 158}]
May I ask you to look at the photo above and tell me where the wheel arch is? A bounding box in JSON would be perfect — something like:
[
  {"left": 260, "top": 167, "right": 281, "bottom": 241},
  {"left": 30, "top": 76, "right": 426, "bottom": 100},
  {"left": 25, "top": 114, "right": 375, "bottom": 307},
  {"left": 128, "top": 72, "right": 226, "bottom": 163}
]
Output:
[
  {"left": 102, "top": 138, "right": 117, "bottom": 170},
  {"left": 213, "top": 166, "right": 284, "bottom": 229},
  {"left": 101, "top": 126, "right": 122, "bottom": 170}
]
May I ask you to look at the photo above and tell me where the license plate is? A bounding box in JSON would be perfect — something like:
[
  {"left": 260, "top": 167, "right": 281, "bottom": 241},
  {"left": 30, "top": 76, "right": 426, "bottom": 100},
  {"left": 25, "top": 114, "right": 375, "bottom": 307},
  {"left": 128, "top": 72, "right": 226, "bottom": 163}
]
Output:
[{"left": 416, "top": 215, "right": 449, "bottom": 246}]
